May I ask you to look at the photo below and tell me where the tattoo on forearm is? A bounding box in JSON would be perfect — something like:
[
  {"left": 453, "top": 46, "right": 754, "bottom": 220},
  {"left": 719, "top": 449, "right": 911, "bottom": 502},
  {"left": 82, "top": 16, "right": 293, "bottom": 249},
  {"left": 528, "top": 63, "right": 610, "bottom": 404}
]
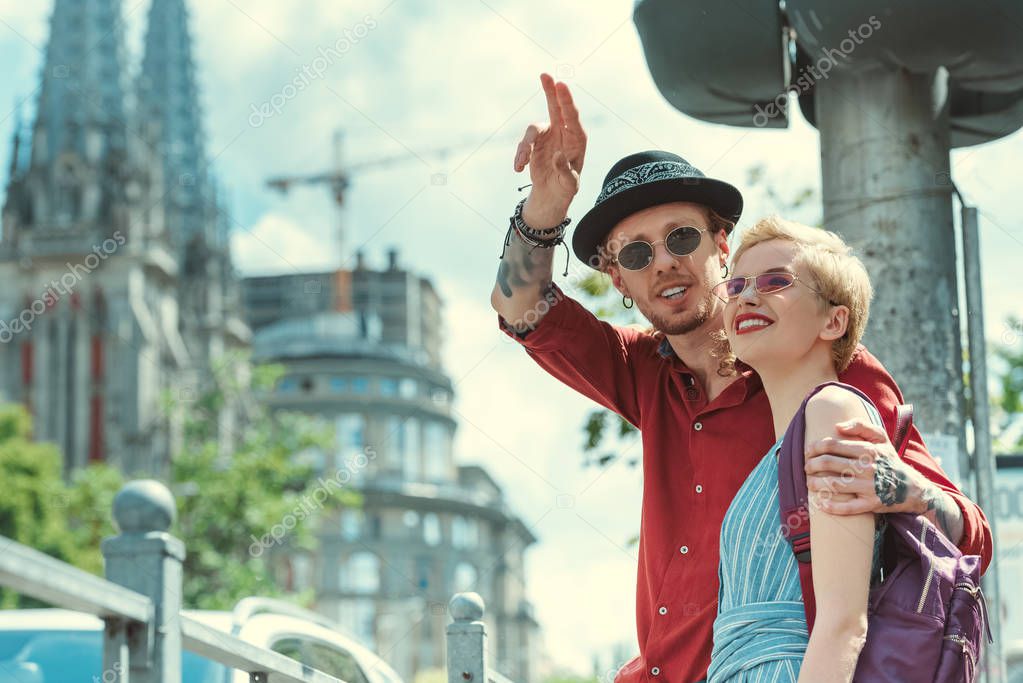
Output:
[
  {"left": 921, "top": 486, "right": 964, "bottom": 543},
  {"left": 874, "top": 456, "right": 910, "bottom": 506},
  {"left": 496, "top": 228, "right": 553, "bottom": 299}
]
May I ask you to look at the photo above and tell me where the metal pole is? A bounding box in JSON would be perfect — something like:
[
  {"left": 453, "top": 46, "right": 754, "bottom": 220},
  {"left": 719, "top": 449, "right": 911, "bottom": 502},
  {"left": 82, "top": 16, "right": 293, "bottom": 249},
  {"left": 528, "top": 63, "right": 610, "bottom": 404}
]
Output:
[
  {"left": 816, "top": 66, "right": 969, "bottom": 483},
  {"left": 447, "top": 592, "right": 488, "bottom": 683},
  {"left": 102, "top": 480, "right": 186, "bottom": 683},
  {"left": 961, "top": 205, "right": 1005, "bottom": 682}
]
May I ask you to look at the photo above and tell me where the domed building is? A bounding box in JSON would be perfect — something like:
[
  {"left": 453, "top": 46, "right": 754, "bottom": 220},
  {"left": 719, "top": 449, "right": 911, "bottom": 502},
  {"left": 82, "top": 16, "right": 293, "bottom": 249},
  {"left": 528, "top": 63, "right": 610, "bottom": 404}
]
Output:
[{"left": 244, "top": 249, "right": 539, "bottom": 683}]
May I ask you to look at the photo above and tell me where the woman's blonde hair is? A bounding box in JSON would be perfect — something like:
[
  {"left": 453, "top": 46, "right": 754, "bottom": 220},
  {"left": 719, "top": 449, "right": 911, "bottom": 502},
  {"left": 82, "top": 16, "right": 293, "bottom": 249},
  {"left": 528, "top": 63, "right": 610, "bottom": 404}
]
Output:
[{"left": 722, "top": 215, "right": 874, "bottom": 374}]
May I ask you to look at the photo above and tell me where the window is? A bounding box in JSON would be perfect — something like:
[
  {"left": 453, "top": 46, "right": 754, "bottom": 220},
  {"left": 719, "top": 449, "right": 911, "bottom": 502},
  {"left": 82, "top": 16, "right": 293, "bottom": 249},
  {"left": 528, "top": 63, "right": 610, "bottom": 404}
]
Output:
[
  {"left": 352, "top": 377, "right": 370, "bottom": 394},
  {"left": 465, "top": 518, "right": 479, "bottom": 548},
  {"left": 271, "top": 637, "right": 304, "bottom": 662},
  {"left": 292, "top": 554, "right": 312, "bottom": 591},
  {"left": 424, "top": 422, "right": 449, "bottom": 482},
  {"left": 342, "top": 599, "right": 377, "bottom": 651},
  {"left": 416, "top": 556, "right": 432, "bottom": 590},
  {"left": 278, "top": 376, "right": 299, "bottom": 393},
  {"left": 403, "top": 510, "right": 420, "bottom": 527},
  {"left": 423, "top": 513, "right": 441, "bottom": 546},
  {"left": 329, "top": 377, "right": 348, "bottom": 393},
  {"left": 430, "top": 388, "right": 449, "bottom": 405},
  {"left": 379, "top": 378, "right": 399, "bottom": 396},
  {"left": 341, "top": 509, "right": 362, "bottom": 541},
  {"left": 307, "top": 642, "right": 370, "bottom": 683},
  {"left": 452, "top": 515, "right": 467, "bottom": 549},
  {"left": 341, "top": 552, "right": 380, "bottom": 593},
  {"left": 453, "top": 561, "right": 478, "bottom": 592},
  {"left": 271, "top": 639, "right": 370, "bottom": 683},
  {"left": 336, "top": 414, "right": 366, "bottom": 466},
  {"left": 399, "top": 378, "right": 417, "bottom": 398},
  {"left": 402, "top": 417, "right": 421, "bottom": 481}
]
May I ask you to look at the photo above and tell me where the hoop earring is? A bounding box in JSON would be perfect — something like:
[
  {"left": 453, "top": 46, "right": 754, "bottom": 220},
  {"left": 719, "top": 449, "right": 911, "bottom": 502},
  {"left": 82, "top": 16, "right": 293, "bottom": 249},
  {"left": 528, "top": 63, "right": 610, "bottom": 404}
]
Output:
[
  {"left": 623, "top": 295, "right": 634, "bottom": 309},
  {"left": 721, "top": 263, "right": 729, "bottom": 278}
]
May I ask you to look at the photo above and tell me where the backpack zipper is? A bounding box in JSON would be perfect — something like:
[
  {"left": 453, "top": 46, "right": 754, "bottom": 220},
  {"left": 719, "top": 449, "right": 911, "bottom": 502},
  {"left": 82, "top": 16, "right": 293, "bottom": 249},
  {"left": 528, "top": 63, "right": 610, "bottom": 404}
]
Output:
[
  {"left": 944, "top": 634, "right": 976, "bottom": 671},
  {"left": 917, "top": 523, "right": 935, "bottom": 613},
  {"left": 954, "top": 582, "right": 979, "bottom": 597}
]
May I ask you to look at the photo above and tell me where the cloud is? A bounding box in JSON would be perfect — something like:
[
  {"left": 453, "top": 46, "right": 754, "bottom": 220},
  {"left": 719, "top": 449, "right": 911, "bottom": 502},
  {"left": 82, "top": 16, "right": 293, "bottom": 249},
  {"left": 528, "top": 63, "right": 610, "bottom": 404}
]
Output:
[{"left": 231, "top": 212, "right": 337, "bottom": 275}]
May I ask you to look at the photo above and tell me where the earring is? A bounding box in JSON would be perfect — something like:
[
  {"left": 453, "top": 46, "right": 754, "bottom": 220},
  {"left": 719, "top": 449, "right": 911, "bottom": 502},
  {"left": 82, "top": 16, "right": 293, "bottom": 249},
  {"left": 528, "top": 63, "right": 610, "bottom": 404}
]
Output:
[
  {"left": 623, "top": 294, "right": 634, "bottom": 309},
  {"left": 721, "top": 263, "right": 729, "bottom": 278}
]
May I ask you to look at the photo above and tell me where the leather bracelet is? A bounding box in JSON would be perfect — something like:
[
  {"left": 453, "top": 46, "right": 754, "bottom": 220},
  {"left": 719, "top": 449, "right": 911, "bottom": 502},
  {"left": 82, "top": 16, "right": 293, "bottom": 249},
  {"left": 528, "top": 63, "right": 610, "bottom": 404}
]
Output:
[
  {"left": 512, "top": 197, "right": 571, "bottom": 238},
  {"left": 510, "top": 220, "right": 564, "bottom": 249},
  {"left": 499, "top": 197, "right": 572, "bottom": 277}
]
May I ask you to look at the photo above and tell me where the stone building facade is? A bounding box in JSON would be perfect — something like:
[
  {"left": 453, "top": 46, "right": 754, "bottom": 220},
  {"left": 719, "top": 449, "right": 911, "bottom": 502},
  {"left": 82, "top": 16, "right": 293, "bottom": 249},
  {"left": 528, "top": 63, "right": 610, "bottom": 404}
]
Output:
[
  {"left": 244, "top": 251, "right": 539, "bottom": 683},
  {"left": 0, "top": 0, "right": 248, "bottom": 476}
]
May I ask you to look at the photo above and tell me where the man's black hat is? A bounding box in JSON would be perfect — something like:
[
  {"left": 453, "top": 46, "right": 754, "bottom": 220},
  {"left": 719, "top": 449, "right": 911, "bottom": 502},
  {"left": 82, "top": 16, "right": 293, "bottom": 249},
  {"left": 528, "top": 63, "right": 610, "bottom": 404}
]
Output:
[{"left": 573, "top": 150, "right": 743, "bottom": 268}]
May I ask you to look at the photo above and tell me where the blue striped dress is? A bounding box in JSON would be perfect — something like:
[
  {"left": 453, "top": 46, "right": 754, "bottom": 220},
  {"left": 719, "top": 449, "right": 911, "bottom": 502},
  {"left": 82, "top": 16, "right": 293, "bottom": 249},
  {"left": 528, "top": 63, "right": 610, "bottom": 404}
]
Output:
[{"left": 706, "top": 395, "right": 883, "bottom": 682}]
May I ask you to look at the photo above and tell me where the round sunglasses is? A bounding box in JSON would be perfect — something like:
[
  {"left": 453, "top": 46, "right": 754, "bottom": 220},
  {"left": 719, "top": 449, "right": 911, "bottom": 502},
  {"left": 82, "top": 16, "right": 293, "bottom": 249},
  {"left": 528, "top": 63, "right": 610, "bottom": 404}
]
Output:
[
  {"left": 610, "top": 226, "right": 708, "bottom": 271},
  {"left": 712, "top": 270, "right": 837, "bottom": 305}
]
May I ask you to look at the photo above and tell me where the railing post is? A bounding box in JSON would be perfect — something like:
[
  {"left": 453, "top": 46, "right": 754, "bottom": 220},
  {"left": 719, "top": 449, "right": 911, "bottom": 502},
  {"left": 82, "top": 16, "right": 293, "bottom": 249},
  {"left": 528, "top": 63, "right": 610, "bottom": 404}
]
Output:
[
  {"left": 101, "top": 480, "right": 186, "bottom": 683},
  {"left": 446, "top": 592, "right": 488, "bottom": 683}
]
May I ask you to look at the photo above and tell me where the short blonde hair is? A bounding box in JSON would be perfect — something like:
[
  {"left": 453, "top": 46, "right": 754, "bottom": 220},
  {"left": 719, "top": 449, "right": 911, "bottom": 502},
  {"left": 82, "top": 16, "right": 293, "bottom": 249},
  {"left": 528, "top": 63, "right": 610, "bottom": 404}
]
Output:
[{"left": 731, "top": 215, "right": 873, "bottom": 373}]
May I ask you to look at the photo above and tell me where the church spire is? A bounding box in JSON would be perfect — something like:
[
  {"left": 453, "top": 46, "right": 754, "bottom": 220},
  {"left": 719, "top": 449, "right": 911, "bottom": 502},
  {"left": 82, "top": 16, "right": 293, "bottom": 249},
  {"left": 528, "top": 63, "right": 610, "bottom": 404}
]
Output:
[
  {"left": 32, "top": 0, "right": 130, "bottom": 171},
  {"left": 140, "top": 0, "right": 212, "bottom": 250}
]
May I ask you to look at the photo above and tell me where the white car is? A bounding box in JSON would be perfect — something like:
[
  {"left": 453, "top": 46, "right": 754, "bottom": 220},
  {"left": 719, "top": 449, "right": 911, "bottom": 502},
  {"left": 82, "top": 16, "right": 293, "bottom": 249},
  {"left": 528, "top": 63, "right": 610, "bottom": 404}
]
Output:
[{"left": 0, "top": 598, "right": 404, "bottom": 683}]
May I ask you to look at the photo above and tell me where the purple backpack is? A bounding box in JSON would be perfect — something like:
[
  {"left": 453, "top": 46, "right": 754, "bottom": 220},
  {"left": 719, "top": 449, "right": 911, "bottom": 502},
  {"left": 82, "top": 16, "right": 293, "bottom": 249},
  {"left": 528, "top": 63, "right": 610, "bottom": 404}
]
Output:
[{"left": 778, "top": 381, "right": 991, "bottom": 681}]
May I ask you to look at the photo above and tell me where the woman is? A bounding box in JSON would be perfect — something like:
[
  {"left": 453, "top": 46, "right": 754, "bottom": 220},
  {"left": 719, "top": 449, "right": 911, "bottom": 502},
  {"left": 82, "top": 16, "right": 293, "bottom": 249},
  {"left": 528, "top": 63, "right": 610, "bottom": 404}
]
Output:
[{"left": 706, "top": 216, "right": 881, "bottom": 682}]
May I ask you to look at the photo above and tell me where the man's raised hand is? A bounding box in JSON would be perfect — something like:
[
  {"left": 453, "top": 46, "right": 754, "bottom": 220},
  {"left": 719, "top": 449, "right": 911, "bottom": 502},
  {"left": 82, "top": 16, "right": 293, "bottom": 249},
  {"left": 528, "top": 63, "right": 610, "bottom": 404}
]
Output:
[{"left": 513, "top": 73, "right": 587, "bottom": 228}]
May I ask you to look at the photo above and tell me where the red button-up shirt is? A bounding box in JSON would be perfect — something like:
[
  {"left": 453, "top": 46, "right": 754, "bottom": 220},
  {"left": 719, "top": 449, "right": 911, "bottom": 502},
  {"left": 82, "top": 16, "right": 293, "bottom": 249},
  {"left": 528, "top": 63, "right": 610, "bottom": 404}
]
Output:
[{"left": 497, "top": 284, "right": 991, "bottom": 683}]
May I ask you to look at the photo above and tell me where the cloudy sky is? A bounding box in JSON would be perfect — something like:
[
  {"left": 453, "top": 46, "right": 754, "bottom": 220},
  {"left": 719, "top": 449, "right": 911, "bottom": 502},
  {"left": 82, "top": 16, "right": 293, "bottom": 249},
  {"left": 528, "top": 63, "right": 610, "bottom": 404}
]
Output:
[{"left": 1, "top": 0, "right": 1021, "bottom": 673}]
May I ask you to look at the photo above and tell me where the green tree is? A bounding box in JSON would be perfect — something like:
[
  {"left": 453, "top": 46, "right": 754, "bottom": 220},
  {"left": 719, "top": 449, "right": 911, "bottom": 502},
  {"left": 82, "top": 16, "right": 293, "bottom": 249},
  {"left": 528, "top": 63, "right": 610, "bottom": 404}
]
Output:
[
  {"left": 0, "top": 356, "right": 357, "bottom": 610},
  {"left": 0, "top": 405, "right": 77, "bottom": 608},
  {"left": 167, "top": 358, "right": 358, "bottom": 609},
  {"left": 993, "top": 315, "right": 1023, "bottom": 451}
]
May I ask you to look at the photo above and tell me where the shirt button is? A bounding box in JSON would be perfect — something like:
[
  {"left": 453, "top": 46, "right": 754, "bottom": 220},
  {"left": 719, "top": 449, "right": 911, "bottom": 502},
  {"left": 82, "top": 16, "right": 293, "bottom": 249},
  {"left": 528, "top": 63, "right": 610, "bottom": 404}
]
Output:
[
  {"left": 694, "top": 421, "right": 703, "bottom": 431},
  {"left": 695, "top": 484, "right": 704, "bottom": 493},
  {"left": 658, "top": 606, "right": 668, "bottom": 615},
  {"left": 680, "top": 545, "right": 689, "bottom": 554},
  {"left": 651, "top": 667, "right": 661, "bottom": 676}
]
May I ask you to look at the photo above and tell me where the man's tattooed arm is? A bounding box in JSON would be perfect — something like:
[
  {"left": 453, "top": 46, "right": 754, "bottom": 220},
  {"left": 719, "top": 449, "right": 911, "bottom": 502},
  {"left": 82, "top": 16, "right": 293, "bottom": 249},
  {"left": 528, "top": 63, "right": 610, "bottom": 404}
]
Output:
[
  {"left": 874, "top": 455, "right": 964, "bottom": 544},
  {"left": 919, "top": 485, "right": 965, "bottom": 545},
  {"left": 873, "top": 456, "right": 909, "bottom": 507},
  {"left": 492, "top": 223, "right": 556, "bottom": 333}
]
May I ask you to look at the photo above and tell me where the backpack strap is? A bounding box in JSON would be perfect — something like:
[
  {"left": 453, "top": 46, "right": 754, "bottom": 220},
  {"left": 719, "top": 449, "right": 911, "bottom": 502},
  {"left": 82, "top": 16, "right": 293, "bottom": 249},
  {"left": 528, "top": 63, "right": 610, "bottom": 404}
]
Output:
[
  {"left": 777, "top": 381, "right": 910, "bottom": 635},
  {"left": 893, "top": 403, "right": 914, "bottom": 457}
]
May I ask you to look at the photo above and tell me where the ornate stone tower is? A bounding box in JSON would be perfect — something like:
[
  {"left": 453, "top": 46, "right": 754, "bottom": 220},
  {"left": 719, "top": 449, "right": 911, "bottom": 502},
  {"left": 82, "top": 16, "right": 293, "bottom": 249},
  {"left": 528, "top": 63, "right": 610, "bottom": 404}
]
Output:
[
  {"left": 138, "top": 0, "right": 251, "bottom": 452},
  {"left": 0, "top": 0, "right": 247, "bottom": 476}
]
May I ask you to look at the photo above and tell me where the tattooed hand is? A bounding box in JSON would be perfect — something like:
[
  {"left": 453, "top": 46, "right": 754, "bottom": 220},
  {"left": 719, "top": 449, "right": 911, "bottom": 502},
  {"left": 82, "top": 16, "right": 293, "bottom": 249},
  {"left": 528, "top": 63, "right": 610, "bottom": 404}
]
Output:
[{"left": 804, "top": 418, "right": 964, "bottom": 544}]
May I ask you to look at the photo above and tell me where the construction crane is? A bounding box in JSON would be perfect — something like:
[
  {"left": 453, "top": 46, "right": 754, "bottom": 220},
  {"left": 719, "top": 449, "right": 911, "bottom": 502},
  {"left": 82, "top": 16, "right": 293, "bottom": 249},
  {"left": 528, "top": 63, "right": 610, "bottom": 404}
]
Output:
[{"left": 265, "top": 129, "right": 515, "bottom": 265}]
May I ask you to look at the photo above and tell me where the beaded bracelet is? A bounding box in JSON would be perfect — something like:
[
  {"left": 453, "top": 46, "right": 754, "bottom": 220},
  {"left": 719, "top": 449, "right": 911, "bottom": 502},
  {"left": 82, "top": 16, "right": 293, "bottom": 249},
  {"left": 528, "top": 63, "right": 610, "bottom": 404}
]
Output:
[
  {"left": 512, "top": 197, "right": 571, "bottom": 239},
  {"left": 500, "top": 214, "right": 571, "bottom": 277}
]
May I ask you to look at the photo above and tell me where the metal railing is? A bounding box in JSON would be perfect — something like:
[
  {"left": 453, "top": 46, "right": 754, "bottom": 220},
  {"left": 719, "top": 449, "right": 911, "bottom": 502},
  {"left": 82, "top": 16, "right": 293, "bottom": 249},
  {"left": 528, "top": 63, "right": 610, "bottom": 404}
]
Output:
[
  {"left": 0, "top": 479, "right": 344, "bottom": 683},
  {"left": 445, "top": 592, "right": 516, "bottom": 683}
]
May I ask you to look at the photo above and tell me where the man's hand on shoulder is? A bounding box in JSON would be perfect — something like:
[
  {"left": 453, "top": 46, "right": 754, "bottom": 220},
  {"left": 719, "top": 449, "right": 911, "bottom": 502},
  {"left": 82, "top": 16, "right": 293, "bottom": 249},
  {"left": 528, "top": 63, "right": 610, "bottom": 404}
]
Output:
[{"left": 803, "top": 418, "right": 965, "bottom": 544}]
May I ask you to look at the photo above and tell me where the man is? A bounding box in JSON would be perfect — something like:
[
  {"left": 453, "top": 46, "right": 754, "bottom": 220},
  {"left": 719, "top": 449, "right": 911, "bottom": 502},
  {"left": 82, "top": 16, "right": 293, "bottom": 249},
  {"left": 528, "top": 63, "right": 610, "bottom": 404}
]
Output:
[{"left": 491, "top": 73, "right": 992, "bottom": 683}]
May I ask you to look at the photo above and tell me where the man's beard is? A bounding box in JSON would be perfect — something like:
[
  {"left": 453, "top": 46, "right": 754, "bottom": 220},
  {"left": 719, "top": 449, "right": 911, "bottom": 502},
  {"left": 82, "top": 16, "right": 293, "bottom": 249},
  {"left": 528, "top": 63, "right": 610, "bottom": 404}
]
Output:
[{"left": 637, "top": 284, "right": 715, "bottom": 336}]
